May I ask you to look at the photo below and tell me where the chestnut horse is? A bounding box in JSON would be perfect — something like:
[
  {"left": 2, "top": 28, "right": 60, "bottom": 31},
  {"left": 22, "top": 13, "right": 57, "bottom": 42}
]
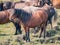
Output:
[
  {"left": 9, "top": 8, "right": 48, "bottom": 42},
  {"left": 0, "top": 9, "right": 22, "bottom": 35}
]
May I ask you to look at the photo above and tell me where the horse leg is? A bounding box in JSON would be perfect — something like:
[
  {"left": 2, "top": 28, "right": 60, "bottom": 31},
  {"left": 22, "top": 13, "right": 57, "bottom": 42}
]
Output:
[
  {"left": 39, "top": 27, "right": 44, "bottom": 38},
  {"left": 16, "top": 23, "right": 22, "bottom": 34},
  {"left": 13, "top": 23, "right": 22, "bottom": 35},
  {"left": 39, "top": 23, "right": 46, "bottom": 38},
  {"left": 24, "top": 27, "right": 30, "bottom": 42},
  {"left": 44, "top": 26, "right": 46, "bottom": 38},
  {"left": 49, "top": 19, "right": 53, "bottom": 29},
  {"left": 14, "top": 28, "right": 17, "bottom": 35}
]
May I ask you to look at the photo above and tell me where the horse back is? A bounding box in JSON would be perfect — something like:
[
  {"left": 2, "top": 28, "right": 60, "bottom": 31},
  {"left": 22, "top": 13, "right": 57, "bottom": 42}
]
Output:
[{"left": 25, "top": 9, "right": 48, "bottom": 27}]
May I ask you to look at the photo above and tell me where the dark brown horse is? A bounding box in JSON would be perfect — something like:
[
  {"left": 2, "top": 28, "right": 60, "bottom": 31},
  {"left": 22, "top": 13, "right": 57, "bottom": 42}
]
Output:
[
  {"left": 0, "top": 9, "right": 22, "bottom": 35},
  {"left": 9, "top": 7, "right": 48, "bottom": 42}
]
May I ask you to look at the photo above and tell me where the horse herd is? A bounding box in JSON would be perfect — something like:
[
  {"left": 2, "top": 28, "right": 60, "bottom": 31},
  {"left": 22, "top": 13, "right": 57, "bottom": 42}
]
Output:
[{"left": 0, "top": 0, "right": 58, "bottom": 42}]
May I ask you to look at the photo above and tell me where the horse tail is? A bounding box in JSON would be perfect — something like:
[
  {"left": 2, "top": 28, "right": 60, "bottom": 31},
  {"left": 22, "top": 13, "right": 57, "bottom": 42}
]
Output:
[{"left": 54, "top": 8, "right": 57, "bottom": 21}]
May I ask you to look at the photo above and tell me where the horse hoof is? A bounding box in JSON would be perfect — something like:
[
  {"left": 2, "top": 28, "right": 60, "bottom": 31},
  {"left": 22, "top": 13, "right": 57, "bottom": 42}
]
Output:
[
  {"left": 23, "top": 35, "right": 26, "bottom": 40},
  {"left": 28, "top": 39, "right": 30, "bottom": 42},
  {"left": 26, "top": 40, "right": 30, "bottom": 42},
  {"left": 14, "top": 33, "right": 17, "bottom": 35}
]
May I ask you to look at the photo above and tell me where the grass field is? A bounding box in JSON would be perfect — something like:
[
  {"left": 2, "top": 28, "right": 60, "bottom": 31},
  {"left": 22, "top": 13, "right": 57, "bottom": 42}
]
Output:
[{"left": 0, "top": 1, "right": 60, "bottom": 44}]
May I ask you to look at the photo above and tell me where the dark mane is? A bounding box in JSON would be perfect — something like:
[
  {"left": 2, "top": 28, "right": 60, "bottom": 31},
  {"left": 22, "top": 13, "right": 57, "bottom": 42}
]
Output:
[{"left": 14, "top": 9, "right": 32, "bottom": 23}]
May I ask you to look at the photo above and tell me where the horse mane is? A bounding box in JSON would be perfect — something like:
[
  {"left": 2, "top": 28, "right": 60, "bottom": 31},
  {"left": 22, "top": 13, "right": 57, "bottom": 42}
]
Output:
[{"left": 14, "top": 9, "right": 32, "bottom": 24}]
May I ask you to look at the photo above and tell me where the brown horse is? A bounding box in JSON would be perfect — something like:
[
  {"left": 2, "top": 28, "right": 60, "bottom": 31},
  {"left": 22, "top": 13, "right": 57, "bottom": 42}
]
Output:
[
  {"left": 51, "top": 0, "right": 60, "bottom": 9},
  {"left": 0, "top": 9, "right": 22, "bottom": 35},
  {"left": 9, "top": 8, "right": 48, "bottom": 42}
]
